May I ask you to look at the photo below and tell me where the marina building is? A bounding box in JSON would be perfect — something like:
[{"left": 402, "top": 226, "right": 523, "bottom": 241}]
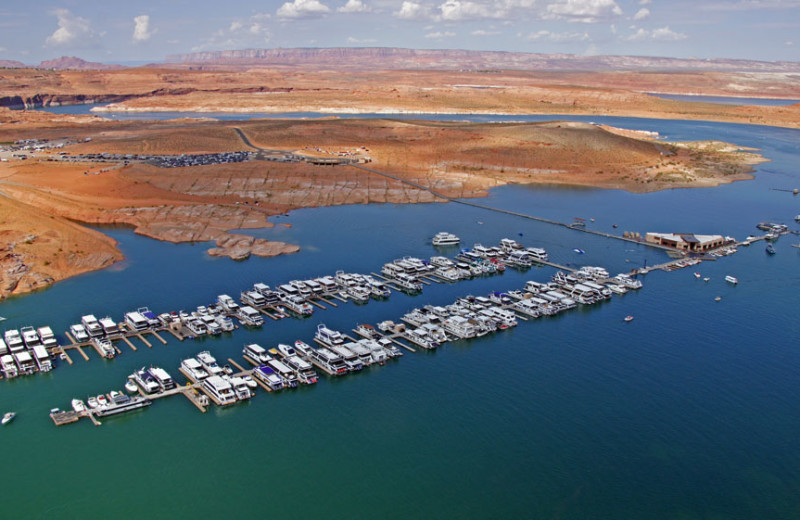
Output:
[{"left": 645, "top": 232, "right": 726, "bottom": 252}]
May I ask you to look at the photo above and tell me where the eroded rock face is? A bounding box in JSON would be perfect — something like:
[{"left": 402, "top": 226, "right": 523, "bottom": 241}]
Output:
[{"left": 207, "top": 233, "right": 299, "bottom": 260}]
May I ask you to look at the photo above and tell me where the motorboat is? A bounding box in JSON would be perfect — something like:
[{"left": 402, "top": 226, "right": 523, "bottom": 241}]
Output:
[
  {"left": 293, "top": 340, "right": 315, "bottom": 359},
  {"left": 276, "top": 343, "right": 297, "bottom": 358},
  {"left": 766, "top": 243, "right": 776, "bottom": 255},
  {"left": 124, "top": 378, "right": 139, "bottom": 393},
  {"left": 624, "top": 315, "right": 634, "bottom": 322},
  {"left": 725, "top": 275, "right": 739, "bottom": 285},
  {"left": 71, "top": 399, "right": 86, "bottom": 413},
  {"left": 2, "top": 412, "right": 15, "bottom": 425}
]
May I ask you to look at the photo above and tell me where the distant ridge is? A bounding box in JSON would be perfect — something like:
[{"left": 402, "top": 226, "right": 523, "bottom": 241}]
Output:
[
  {"left": 0, "top": 56, "right": 126, "bottom": 70},
  {"left": 37, "top": 56, "right": 126, "bottom": 71},
  {"left": 0, "top": 59, "right": 26, "bottom": 68},
  {"left": 166, "top": 47, "right": 800, "bottom": 73}
]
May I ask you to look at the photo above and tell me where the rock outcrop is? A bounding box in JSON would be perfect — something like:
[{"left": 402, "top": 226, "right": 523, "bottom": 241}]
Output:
[{"left": 207, "top": 233, "right": 299, "bottom": 260}]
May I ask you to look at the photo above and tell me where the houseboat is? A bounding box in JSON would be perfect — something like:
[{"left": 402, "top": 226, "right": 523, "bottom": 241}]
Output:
[
  {"left": 253, "top": 365, "right": 284, "bottom": 391},
  {"left": 443, "top": 316, "right": 478, "bottom": 339},
  {"left": 99, "top": 317, "right": 120, "bottom": 337},
  {"left": 202, "top": 375, "right": 238, "bottom": 405},
  {"left": 69, "top": 324, "right": 89, "bottom": 343},
  {"left": 315, "top": 324, "right": 345, "bottom": 347},
  {"left": 81, "top": 315, "right": 104, "bottom": 338},
  {"left": 237, "top": 306, "right": 265, "bottom": 327},
  {"left": 133, "top": 367, "right": 161, "bottom": 394},
  {"left": 279, "top": 293, "right": 314, "bottom": 315},
  {"left": 216, "top": 294, "right": 240, "bottom": 313},
  {"left": 330, "top": 345, "right": 363, "bottom": 371},
  {"left": 197, "top": 351, "right": 224, "bottom": 377},
  {"left": 37, "top": 326, "right": 59, "bottom": 349},
  {"left": 20, "top": 326, "right": 42, "bottom": 348},
  {"left": 32, "top": 345, "right": 52, "bottom": 372},
  {"left": 283, "top": 355, "right": 319, "bottom": 384},
  {"left": 93, "top": 392, "right": 152, "bottom": 417},
  {"left": 4, "top": 330, "right": 24, "bottom": 352},
  {"left": 403, "top": 327, "right": 440, "bottom": 350},
  {"left": 150, "top": 367, "right": 176, "bottom": 391},
  {"left": 267, "top": 359, "right": 299, "bottom": 388},
  {"left": 432, "top": 232, "right": 461, "bottom": 246},
  {"left": 93, "top": 337, "right": 116, "bottom": 358},
  {"left": 243, "top": 343, "right": 272, "bottom": 364},
  {"left": 179, "top": 357, "right": 208, "bottom": 382},
  {"left": 14, "top": 351, "right": 37, "bottom": 375},
  {"left": 229, "top": 377, "right": 253, "bottom": 400},
  {"left": 308, "top": 347, "right": 349, "bottom": 376},
  {"left": 241, "top": 290, "right": 267, "bottom": 308},
  {"left": 124, "top": 311, "right": 149, "bottom": 332},
  {"left": 1, "top": 354, "right": 18, "bottom": 378}
]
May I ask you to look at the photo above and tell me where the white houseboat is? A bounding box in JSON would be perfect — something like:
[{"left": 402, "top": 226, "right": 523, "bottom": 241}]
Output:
[
  {"left": 202, "top": 375, "right": 238, "bottom": 405},
  {"left": 315, "top": 324, "right": 345, "bottom": 347},
  {"left": 242, "top": 343, "right": 272, "bottom": 364},
  {"left": 308, "top": 347, "right": 349, "bottom": 376}
]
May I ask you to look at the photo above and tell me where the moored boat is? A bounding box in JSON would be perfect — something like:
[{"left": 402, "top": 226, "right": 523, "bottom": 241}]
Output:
[{"left": 124, "top": 378, "right": 139, "bottom": 393}]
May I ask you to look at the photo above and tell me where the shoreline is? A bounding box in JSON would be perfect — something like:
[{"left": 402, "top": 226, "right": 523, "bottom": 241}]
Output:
[{"left": 86, "top": 104, "right": 800, "bottom": 130}]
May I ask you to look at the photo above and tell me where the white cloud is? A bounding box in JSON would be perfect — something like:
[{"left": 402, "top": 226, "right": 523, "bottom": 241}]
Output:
[
  {"left": 546, "top": 0, "right": 623, "bottom": 23},
  {"left": 395, "top": 1, "right": 438, "bottom": 20},
  {"left": 625, "top": 27, "right": 648, "bottom": 40},
  {"left": 192, "top": 13, "right": 271, "bottom": 51},
  {"left": 701, "top": 0, "right": 800, "bottom": 11},
  {"left": 652, "top": 25, "right": 686, "bottom": 40},
  {"left": 440, "top": 0, "right": 496, "bottom": 20},
  {"left": 347, "top": 36, "right": 377, "bottom": 42},
  {"left": 625, "top": 25, "right": 686, "bottom": 41},
  {"left": 338, "top": 0, "right": 371, "bottom": 12},
  {"left": 133, "top": 15, "right": 155, "bottom": 42},
  {"left": 527, "top": 29, "right": 590, "bottom": 42},
  {"left": 785, "top": 40, "right": 794, "bottom": 46},
  {"left": 46, "top": 9, "right": 95, "bottom": 46},
  {"left": 633, "top": 7, "right": 650, "bottom": 20},
  {"left": 277, "top": 0, "right": 331, "bottom": 18},
  {"left": 424, "top": 30, "right": 456, "bottom": 38},
  {"left": 472, "top": 28, "right": 500, "bottom": 35},
  {"left": 639, "top": 0, "right": 651, "bottom": 4}
]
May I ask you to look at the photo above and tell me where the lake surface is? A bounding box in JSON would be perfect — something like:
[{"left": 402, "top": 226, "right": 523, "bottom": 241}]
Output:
[
  {"left": 2, "top": 111, "right": 800, "bottom": 519},
  {"left": 649, "top": 93, "right": 800, "bottom": 106}
]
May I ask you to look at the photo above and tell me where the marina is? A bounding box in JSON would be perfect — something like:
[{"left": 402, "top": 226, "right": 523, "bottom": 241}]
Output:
[{"left": 1, "top": 112, "right": 799, "bottom": 519}]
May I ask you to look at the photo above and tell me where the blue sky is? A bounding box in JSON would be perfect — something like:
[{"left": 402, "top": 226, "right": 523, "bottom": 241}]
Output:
[{"left": 1, "top": 0, "right": 798, "bottom": 64}]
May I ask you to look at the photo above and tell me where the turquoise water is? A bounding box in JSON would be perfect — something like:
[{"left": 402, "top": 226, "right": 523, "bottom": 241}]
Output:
[{"left": 2, "top": 114, "right": 800, "bottom": 519}]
